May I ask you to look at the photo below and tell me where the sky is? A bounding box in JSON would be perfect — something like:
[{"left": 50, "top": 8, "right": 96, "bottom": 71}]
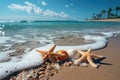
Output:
[{"left": 0, "top": 0, "right": 120, "bottom": 21}]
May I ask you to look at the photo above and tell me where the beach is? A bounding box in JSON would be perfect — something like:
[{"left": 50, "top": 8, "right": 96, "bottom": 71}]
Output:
[
  {"left": 50, "top": 35, "right": 120, "bottom": 80},
  {"left": 8, "top": 33, "right": 120, "bottom": 80},
  {"left": 88, "top": 19, "right": 120, "bottom": 22},
  {"left": 0, "top": 21, "right": 120, "bottom": 80},
  {"left": 0, "top": 0, "right": 120, "bottom": 79}
]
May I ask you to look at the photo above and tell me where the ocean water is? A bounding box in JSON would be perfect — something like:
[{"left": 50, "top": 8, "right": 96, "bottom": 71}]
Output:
[
  {"left": 0, "top": 21, "right": 120, "bottom": 79},
  {"left": 0, "top": 21, "right": 120, "bottom": 46}
]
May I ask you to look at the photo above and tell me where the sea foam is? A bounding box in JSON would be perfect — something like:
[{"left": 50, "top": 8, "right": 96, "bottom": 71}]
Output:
[
  {"left": 0, "top": 32, "right": 115, "bottom": 79},
  {"left": 0, "top": 37, "right": 11, "bottom": 43},
  {"left": 0, "top": 50, "right": 43, "bottom": 79}
]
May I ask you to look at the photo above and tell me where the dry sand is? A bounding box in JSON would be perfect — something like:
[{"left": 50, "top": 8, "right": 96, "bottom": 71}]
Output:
[
  {"left": 88, "top": 18, "right": 120, "bottom": 22},
  {"left": 50, "top": 35, "right": 120, "bottom": 80}
]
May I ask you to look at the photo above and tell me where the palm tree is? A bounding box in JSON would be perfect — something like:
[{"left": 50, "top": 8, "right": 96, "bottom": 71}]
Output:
[
  {"left": 107, "top": 8, "right": 112, "bottom": 18},
  {"left": 96, "top": 14, "right": 99, "bottom": 19},
  {"left": 95, "top": 14, "right": 102, "bottom": 19},
  {"left": 91, "top": 6, "right": 120, "bottom": 20},
  {"left": 115, "top": 6, "right": 120, "bottom": 18},
  {"left": 110, "top": 13, "right": 115, "bottom": 18},
  {"left": 92, "top": 13, "right": 96, "bottom": 19},
  {"left": 101, "top": 10, "right": 106, "bottom": 19},
  {"left": 98, "top": 14, "right": 102, "bottom": 19}
]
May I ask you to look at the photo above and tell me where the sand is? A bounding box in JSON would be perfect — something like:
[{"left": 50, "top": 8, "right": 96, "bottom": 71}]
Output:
[
  {"left": 5, "top": 34, "right": 120, "bottom": 80},
  {"left": 54, "top": 36, "right": 95, "bottom": 46},
  {"left": 50, "top": 35, "right": 120, "bottom": 80},
  {"left": 88, "top": 18, "right": 120, "bottom": 22}
]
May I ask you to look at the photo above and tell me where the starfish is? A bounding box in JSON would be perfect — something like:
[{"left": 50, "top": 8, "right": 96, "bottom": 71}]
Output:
[
  {"left": 36, "top": 44, "right": 65, "bottom": 63},
  {"left": 74, "top": 48, "right": 104, "bottom": 68}
]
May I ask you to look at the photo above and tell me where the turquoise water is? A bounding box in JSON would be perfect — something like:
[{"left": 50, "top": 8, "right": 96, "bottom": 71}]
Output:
[
  {"left": 0, "top": 21, "right": 120, "bottom": 46},
  {"left": 1, "top": 21, "right": 120, "bottom": 31},
  {"left": 0, "top": 21, "right": 120, "bottom": 35}
]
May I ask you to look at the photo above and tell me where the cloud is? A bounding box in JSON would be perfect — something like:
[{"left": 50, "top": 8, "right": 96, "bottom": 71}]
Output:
[
  {"left": 43, "top": 9, "right": 58, "bottom": 17},
  {"left": 65, "top": 5, "right": 69, "bottom": 8},
  {"left": 8, "top": 1, "right": 71, "bottom": 19},
  {"left": 58, "top": 12, "right": 69, "bottom": 18},
  {"left": 8, "top": 1, "right": 42, "bottom": 14},
  {"left": 42, "top": 9, "right": 69, "bottom": 18},
  {"left": 8, "top": 4, "right": 25, "bottom": 11},
  {"left": 65, "top": 3, "right": 73, "bottom": 8},
  {"left": 41, "top": 1, "right": 47, "bottom": 6}
]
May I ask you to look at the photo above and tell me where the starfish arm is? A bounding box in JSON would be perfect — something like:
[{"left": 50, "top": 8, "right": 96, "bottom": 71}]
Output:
[
  {"left": 75, "top": 48, "right": 91, "bottom": 64},
  {"left": 36, "top": 44, "right": 58, "bottom": 63},
  {"left": 43, "top": 54, "right": 49, "bottom": 61},
  {"left": 90, "top": 53, "right": 104, "bottom": 58},
  {"left": 77, "top": 49, "right": 103, "bottom": 59},
  {"left": 36, "top": 50, "right": 48, "bottom": 55},
  {"left": 87, "top": 53, "right": 98, "bottom": 68},
  {"left": 49, "top": 44, "right": 56, "bottom": 52},
  {"left": 77, "top": 49, "right": 85, "bottom": 55},
  {"left": 77, "top": 49, "right": 92, "bottom": 55}
]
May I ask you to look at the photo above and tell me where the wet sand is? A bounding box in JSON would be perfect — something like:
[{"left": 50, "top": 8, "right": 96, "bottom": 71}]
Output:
[
  {"left": 54, "top": 36, "right": 95, "bottom": 46},
  {"left": 50, "top": 35, "right": 120, "bottom": 80}
]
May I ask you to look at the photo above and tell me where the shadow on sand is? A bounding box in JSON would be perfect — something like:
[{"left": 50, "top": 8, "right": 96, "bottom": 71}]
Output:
[{"left": 93, "top": 57, "right": 112, "bottom": 68}]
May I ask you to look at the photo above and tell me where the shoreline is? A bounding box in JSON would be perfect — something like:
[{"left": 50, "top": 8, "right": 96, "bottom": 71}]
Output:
[
  {"left": 7, "top": 34, "right": 120, "bottom": 80},
  {"left": 87, "top": 18, "right": 120, "bottom": 22},
  {"left": 50, "top": 35, "right": 120, "bottom": 80}
]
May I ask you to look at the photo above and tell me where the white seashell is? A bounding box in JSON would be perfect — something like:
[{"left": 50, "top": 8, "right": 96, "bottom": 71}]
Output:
[
  {"left": 73, "top": 59, "right": 80, "bottom": 65},
  {"left": 67, "top": 49, "right": 78, "bottom": 58},
  {"left": 80, "top": 62, "right": 88, "bottom": 67},
  {"left": 54, "top": 63, "right": 61, "bottom": 70}
]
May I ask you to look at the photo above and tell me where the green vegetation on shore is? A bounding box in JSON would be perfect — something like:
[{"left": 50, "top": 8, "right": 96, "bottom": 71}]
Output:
[{"left": 91, "top": 6, "right": 120, "bottom": 20}]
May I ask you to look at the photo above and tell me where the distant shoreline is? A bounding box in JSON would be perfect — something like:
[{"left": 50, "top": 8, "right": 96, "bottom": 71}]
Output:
[{"left": 87, "top": 18, "right": 120, "bottom": 22}]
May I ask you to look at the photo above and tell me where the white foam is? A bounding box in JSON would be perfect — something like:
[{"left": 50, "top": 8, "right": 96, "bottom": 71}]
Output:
[
  {"left": 101, "top": 32, "right": 113, "bottom": 38},
  {"left": 2, "top": 25, "right": 5, "bottom": 27},
  {"left": 14, "top": 35, "right": 26, "bottom": 39},
  {"left": 0, "top": 50, "right": 15, "bottom": 62},
  {"left": 0, "top": 27, "right": 3, "bottom": 30},
  {"left": 0, "top": 32, "right": 115, "bottom": 79},
  {"left": 38, "top": 37, "right": 53, "bottom": 43},
  {"left": 0, "top": 20, "right": 16, "bottom": 23},
  {"left": 11, "top": 39, "right": 26, "bottom": 43},
  {"left": 0, "top": 51, "right": 43, "bottom": 79},
  {"left": 0, "top": 37, "right": 11, "bottom": 43}
]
